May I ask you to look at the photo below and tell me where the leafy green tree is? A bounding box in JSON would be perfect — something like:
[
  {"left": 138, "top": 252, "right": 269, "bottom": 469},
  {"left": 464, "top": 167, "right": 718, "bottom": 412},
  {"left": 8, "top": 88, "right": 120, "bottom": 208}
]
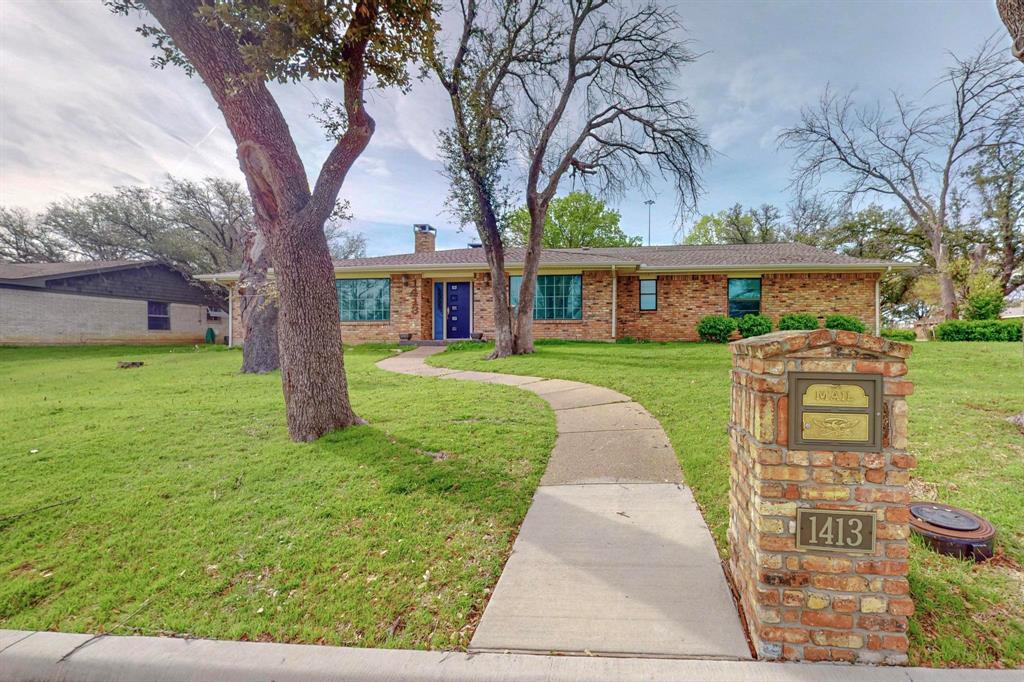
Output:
[
  {"left": 683, "top": 203, "right": 780, "bottom": 244},
  {"left": 0, "top": 207, "right": 67, "bottom": 263},
  {"left": 506, "top": 193, "right": 640, "bottom": 248},
  {"left": 110, "top": 0, "right": 437, "bottom": 441}
]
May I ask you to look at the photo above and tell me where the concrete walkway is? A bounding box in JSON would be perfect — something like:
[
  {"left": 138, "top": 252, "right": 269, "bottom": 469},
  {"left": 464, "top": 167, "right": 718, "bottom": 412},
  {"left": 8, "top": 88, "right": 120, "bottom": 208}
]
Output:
[
  {"left": 4, "top": 629, "right": 1020, "bottom": 682},
  {"left": 377, "top": 346, "right": 750, "bottom": 660}
]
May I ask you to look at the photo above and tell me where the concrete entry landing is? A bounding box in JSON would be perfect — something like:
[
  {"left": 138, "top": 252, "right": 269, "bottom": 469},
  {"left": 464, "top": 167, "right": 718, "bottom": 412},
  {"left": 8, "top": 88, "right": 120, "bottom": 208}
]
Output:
[{"left": 377, "top": 346, "right": 750, "bottom": 660}]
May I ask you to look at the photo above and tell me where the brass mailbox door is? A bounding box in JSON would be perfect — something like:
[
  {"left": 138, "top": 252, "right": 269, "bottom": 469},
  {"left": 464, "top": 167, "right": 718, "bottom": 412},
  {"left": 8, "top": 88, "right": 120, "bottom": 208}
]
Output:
[{"left": 788, "top": 372, "right": 882, "bottom": 451}]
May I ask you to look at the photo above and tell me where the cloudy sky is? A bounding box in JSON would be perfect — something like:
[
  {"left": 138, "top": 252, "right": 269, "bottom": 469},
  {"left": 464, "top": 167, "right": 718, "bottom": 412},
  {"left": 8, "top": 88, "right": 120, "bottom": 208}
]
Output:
[{"left": 0, "top": 1, "right": 1010, "bottom": 256}]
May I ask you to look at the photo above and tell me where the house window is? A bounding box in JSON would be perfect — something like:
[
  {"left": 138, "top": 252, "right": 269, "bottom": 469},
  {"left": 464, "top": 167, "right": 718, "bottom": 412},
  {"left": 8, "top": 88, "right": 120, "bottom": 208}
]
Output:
[
  {"left": 728, "top": 278, "right": 761, "bottom": 318},
  {"left": 639, "top": 278, "right": 657, "bottom": 311},
  {"left": 509, "top": 274, "right": 583, "bottom": 320},
  {"left": 336, "top": 278, "right": 390, "bottom": 321},
  {"left": 147, "top": 301, "right": 170, "bottom": 330}
]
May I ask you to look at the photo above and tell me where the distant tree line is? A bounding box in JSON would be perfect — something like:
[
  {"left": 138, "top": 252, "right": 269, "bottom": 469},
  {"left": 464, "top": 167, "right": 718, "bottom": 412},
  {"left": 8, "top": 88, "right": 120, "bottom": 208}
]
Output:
[{"left": 0, "top": 175, "right": 366, "bottom": 274}]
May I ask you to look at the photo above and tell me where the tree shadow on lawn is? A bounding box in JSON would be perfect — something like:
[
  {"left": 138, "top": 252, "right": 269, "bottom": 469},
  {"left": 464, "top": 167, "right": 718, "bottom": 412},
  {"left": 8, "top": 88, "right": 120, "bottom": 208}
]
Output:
[{"left": 308, "top": 422, "right": 544, "bottom": 516}]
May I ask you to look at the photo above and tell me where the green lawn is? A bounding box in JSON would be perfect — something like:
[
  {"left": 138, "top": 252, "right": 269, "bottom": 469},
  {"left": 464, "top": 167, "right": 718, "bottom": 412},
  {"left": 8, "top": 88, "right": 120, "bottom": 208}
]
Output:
[
  {"left": 430, "top": 340, "right": 1024, "bottom": 668},
  {"left": 0, "top": 344, "right": 554, "bottom": 649}
]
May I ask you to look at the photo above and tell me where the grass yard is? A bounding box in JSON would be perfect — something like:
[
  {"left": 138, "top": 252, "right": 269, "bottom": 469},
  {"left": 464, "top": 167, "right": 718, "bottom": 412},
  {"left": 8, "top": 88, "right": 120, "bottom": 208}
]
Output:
[
  {"left": 430, "top": 340, "right": 1024, "bottom": 668},
  {"left": 0, "top": 344, "right": 554, "bottom": 649}
]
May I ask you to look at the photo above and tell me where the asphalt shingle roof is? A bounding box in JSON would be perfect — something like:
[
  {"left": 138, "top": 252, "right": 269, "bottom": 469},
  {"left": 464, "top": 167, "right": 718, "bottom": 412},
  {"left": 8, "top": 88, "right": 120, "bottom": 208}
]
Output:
[
  {"left": 0, "top": 260, "right": 150, "bottom": 283},
  {"left": 332, "top": 243, "right": 899, "bottom": 269}
]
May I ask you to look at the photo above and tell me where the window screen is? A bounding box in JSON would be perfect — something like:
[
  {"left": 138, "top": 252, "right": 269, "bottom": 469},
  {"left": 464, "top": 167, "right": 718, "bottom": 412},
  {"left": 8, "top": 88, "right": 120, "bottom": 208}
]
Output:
[
  {"left": 509, "top": 274, "right": 583, "bottom": 320},
  {"left": 639, "top": 278, "right": 657, "bottom": 311},
  {"left": 728, "top": 278, "right": 761, "bottom": 318},
  {"left": 147, "top": 301, "right": 170, "bottom": 330},
  {"left": 336, "top": 278, "right": 391, "bottom": 321}
]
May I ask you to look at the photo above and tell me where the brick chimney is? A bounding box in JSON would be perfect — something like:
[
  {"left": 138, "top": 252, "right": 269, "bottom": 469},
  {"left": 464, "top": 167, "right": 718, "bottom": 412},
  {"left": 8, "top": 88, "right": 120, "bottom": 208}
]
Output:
[{"left": 414, "top": 224, "right": 436, "bottom": 253}]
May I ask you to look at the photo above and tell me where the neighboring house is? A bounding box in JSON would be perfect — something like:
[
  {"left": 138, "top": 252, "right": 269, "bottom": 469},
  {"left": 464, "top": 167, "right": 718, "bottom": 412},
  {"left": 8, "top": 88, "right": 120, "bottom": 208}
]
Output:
[
  {"left": 0, "top": 260, "right": 226, "bottom": 345},
  {"left": 201, "top": 225, "right": 910, "bottom": 346},
  {"left": 1001, "top": 300, "right": 1024, "bottom": 319}
]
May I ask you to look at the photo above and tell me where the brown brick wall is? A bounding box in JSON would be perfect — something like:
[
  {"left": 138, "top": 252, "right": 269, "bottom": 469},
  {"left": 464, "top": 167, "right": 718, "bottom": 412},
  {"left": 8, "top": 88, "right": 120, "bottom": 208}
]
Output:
[
  {"left": 617, "top": 274, "right": 727, "bottom": 341},
  {"left": 762, "top": 272, "right": 877, "bottom": 333},
  {"left": 472, "top": 270, "right": 613, "bottom": 341},
  {"left": 228, "top": 269, "right": 880, "bottom": 346},
  {"left": 728, "top": 330, "right": 914, "bottom": 665}
]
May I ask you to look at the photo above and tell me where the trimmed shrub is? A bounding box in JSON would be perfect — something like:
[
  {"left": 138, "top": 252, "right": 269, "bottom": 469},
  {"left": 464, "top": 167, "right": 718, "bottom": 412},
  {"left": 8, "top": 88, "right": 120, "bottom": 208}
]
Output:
[
  {"left": 778, "top": 313, "right": 820, "bottom": 331},
  {"left": 824, "top": 314, "right": 867, "bottom": 333},
  {"left": 934, "top": 319, "right": 1022, "bottom": 342},
  {"left": 697, "top": 315, "right": 737, "bottom": 343},
  {"left": 737, "top": 313, "right": 773, "bottom": 338},
  {"left": 880, "top": 328, "right": 916, "bottom": 342}
]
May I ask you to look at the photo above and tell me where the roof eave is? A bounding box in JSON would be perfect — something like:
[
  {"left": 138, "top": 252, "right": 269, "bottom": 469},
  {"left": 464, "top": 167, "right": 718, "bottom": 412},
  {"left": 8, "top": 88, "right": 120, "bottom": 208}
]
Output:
[{"left": 636, "top": 262, "right": 914, "bottom": 273}]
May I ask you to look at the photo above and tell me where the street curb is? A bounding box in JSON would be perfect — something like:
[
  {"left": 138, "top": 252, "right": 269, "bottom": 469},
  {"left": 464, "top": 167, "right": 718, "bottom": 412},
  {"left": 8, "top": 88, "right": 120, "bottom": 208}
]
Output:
[{"left": 1, "top": 630, "right": 1019, "bottom": 682}]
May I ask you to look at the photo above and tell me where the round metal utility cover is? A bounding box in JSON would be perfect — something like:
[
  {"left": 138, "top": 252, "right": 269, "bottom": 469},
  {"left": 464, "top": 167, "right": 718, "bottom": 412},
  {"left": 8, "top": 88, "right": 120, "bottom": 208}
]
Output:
[
  {"left": 909, "top": 502, "right": 995, "bottom": 561},
  {"left": 911, "top": 503, "right": 981, "bottom": 531}
]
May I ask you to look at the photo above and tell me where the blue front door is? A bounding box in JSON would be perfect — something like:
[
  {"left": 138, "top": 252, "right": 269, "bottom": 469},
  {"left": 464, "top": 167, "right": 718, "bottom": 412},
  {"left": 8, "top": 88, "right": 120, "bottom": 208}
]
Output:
[{"left": 446, "top": 282, "right": 471, "bottom": 339}]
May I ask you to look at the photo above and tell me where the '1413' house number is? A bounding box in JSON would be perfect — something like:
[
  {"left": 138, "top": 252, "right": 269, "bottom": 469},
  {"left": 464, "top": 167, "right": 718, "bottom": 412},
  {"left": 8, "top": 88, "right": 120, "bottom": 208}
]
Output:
[{"left": 796, "top": 508, "right": 876, "bottom": 553}]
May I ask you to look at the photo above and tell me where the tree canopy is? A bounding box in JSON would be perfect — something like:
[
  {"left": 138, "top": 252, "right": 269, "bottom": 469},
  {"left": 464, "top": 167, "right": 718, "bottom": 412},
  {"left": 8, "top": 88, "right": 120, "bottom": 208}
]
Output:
[
  {"left": 505, "top": 193, "right": 640, "bottom": 248},
  {"left": 0, "top": 177, "right": 366, "bottom": 272}
]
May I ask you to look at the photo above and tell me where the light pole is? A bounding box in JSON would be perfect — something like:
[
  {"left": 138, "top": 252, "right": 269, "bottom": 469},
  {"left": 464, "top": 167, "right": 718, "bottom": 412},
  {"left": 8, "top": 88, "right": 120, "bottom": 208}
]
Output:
[{"left": 644, "top": 199, "right": 655, "bottom": 246}]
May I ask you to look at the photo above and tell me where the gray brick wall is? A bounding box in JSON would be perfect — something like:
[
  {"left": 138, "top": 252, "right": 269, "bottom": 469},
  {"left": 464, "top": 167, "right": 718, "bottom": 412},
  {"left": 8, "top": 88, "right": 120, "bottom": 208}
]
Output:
[{"left": 0, "top": 288, "right": 226, "bottom": 345}]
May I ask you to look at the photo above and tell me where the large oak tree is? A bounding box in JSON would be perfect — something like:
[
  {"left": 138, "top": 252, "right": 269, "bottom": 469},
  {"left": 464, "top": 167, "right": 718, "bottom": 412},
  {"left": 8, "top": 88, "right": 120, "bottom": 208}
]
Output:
[{"left": 111, "top": 1, "right": 435, "bottom": 440}]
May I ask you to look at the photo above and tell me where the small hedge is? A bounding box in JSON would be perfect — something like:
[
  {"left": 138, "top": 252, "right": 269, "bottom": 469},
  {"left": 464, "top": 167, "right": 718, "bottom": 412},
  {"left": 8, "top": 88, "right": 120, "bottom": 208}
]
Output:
[
  {"left": 880, "top": 328, "right": 916, "bottom": 342},
  {"left": 933, "top": 319, "right": 1022, "bottom": 342},
  {"left": 697, "top": 315, "right": 737, "bottom": 343},
  {"left": 737, "top": 313, "right": 772, "bottom": 338},
  {"left": 778, "top": 313, "right": 820, "bottom": 331},
  {"left": 824, "top": 314, "right": 867, "bottom": 333}
]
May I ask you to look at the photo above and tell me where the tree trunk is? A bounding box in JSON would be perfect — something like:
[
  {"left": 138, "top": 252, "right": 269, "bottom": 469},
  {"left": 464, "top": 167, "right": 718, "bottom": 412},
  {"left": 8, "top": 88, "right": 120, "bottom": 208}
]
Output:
[
  {"left": 512, "top": 197, "right": 548, "bottom": 355},
  {"left": 486, "top": 256, "right": 515, "bottom": 358},
  {"left": 239, "top": 228, "right": 279, "bottom": 374},
  {"left": 271, "top": 215, "right": 362, "bottom": 441},
  {"left": 933, "top": 240, "right": 958, "bottom": 320}
]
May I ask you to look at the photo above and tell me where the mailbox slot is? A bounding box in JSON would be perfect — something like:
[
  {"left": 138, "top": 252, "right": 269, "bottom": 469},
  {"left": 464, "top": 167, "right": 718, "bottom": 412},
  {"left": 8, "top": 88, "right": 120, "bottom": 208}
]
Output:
[{"left": 788, "top": 372, "right": 882, "bottom": 451}]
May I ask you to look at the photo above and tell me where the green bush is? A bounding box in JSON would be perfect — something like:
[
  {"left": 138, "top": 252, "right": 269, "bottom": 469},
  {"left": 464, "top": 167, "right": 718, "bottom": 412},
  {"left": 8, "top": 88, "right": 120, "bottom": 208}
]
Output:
[
  {"left": 737, "top": 313, "right": 772, "bottom": 338},
  {"left": 697, "top": 315, "right": 737, "bottom": 343},
  {"left": 963, "top": 273, "right": 1005, "bottom": 321},
  {"left": 778, "top": 313, "right": 820, "bottom": 330},
  {"left": 934, "top": 319, "right": 1022, "bottom": 342},
  {"left": 824, "top": 314, "right": 867, "bottom": 333},
  {"left": 880, "top": 328, "right": 916, "bottom": 342}
]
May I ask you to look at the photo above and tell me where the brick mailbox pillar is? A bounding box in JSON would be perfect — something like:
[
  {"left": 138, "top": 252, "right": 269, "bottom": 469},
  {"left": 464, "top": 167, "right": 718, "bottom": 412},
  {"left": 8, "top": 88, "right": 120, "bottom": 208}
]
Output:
[{"left": 728, "top": 329, "right": 915, "bottom": 665}]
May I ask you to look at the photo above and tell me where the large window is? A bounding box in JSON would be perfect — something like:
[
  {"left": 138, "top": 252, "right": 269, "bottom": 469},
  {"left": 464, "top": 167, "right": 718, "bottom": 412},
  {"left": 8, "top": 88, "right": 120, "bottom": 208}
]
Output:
[
  {"left": 147, "top": 301, "right": 170, "bottom": 330},
  {"left": 509, "top": 274, "right": 583, "bottom": 320},
  {"left": 728, "top": 278, "right": 761, "bottom": 318},
  {"left": 639, "top": 278, "right": 657, "bottom": 311},
  {"left": 336, "top": 278, "right": 390, "bottom": 321}
]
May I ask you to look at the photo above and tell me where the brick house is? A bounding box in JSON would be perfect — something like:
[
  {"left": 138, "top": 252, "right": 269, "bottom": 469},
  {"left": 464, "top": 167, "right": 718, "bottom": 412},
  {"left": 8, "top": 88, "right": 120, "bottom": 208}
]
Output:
[
  {"left": 0, "top": 260, "right": 227, "bottom": 345},
  {"left": 203, "top": 225, "right": 907, "bottom": 346}
]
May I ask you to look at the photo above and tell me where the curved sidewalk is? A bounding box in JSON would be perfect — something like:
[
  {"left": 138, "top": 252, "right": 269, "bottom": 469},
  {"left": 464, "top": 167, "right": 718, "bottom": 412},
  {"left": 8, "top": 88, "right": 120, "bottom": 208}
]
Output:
[{"left": 377, "top": 346, "right": 750, "bottom": 660}]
